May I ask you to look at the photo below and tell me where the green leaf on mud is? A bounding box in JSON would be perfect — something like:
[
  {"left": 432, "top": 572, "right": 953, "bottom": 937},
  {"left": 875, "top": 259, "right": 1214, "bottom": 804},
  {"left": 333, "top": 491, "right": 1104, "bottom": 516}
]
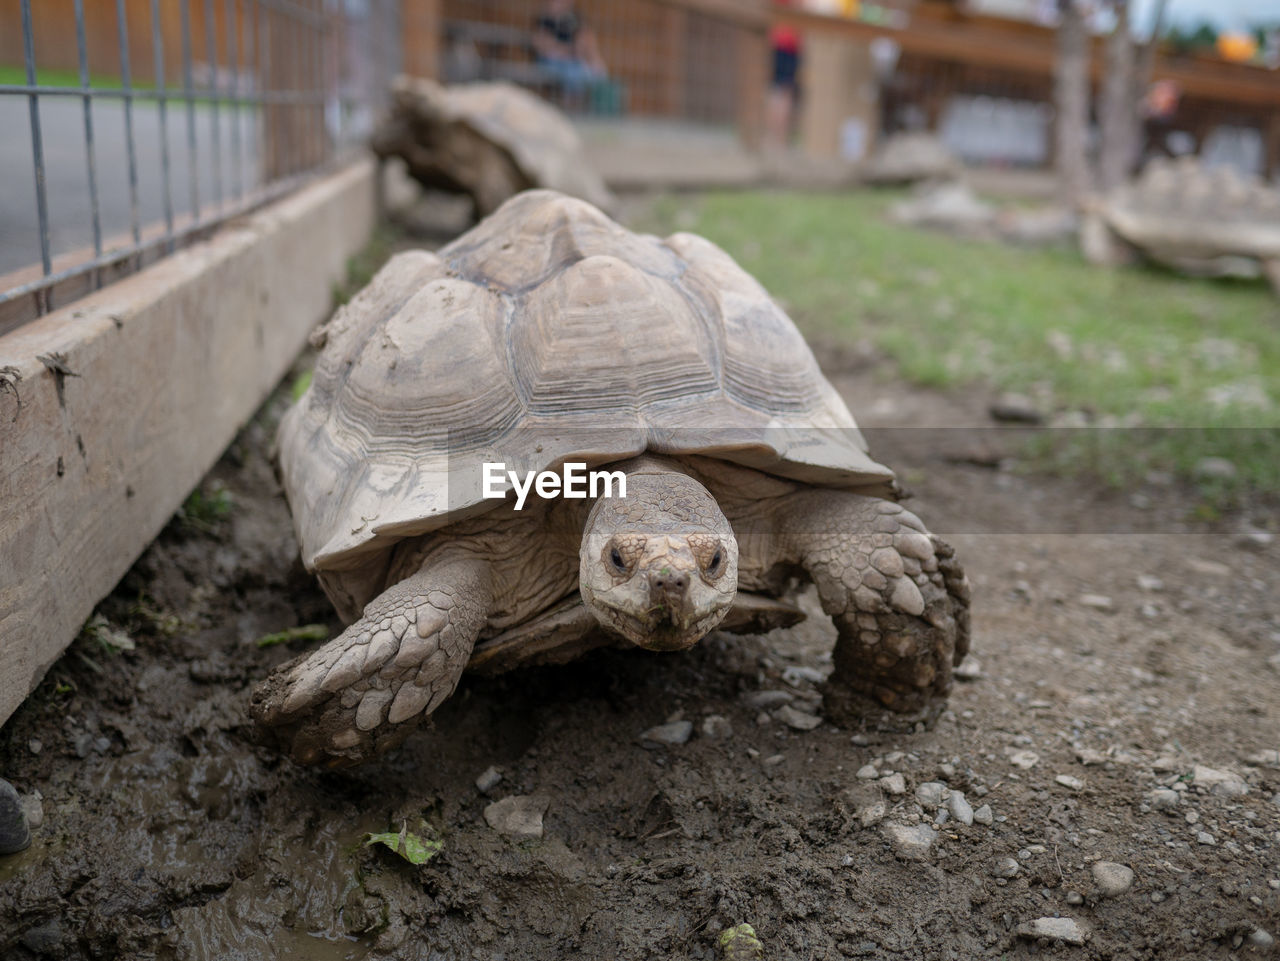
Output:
[
  {"left": 83, "top": 614, "right": 136, "bottom": 653},
  {"left": 256, "top": 624, "right": 329, "bottom": 648},
  {"left": 363, "top": 829, "right": 442, "bottom": 865}
]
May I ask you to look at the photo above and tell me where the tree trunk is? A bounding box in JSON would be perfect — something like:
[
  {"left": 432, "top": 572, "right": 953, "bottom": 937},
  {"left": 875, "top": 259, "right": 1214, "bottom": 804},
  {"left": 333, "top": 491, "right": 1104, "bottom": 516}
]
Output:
[
  {"left": 1098, "top": 0, "right": 1137, "bottom": 190},
  {"left": 1054, "top": 0, "right": 1091, "bottom": 205}
]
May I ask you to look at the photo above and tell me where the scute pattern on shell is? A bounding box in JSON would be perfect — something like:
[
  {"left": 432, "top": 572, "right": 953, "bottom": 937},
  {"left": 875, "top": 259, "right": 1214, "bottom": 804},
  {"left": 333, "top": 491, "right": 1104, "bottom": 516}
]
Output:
[{"left": 278, "top": 190, "right": 892, "bottom": 574}]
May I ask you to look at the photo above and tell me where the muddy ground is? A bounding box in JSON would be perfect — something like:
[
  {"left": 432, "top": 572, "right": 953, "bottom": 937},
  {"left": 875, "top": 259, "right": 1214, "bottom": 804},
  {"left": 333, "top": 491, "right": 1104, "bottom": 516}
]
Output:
[{"left": 2, "top": 204, "right": 1279, "bottom": 961}]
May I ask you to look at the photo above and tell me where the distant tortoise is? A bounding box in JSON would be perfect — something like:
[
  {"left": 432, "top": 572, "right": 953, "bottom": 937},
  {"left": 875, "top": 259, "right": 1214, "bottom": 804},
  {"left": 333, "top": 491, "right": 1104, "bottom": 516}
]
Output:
[
  {"left": 251, "top": 190, "right": 970, "bottom": 766},
  {"left": 371, "top": 76, "right": 614, "bottom": 218},
  {"left": 862, "top": 132, "right": 961, "bottom": 186},
  {"left": 1083, "top": 156, "right": 1280, "bottom": 292}
]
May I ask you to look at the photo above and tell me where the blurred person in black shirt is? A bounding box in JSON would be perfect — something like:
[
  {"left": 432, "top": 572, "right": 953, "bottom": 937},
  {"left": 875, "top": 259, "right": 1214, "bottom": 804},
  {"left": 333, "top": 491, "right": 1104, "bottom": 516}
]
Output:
[{"left": 533, "top": 0, "right": 608, "bottom": 96}]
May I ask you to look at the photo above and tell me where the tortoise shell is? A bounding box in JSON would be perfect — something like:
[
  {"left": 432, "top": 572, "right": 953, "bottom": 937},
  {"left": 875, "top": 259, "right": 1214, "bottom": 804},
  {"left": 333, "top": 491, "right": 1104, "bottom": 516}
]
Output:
[
  {"left": 1103, "top": 156, "right": 1280, "bottom": 262},
  {"left": 278, "top": 190, "right": 893, "bottom": 578},
  {"left": 384, "top": 77, "right": 615, "bottom": 214}
]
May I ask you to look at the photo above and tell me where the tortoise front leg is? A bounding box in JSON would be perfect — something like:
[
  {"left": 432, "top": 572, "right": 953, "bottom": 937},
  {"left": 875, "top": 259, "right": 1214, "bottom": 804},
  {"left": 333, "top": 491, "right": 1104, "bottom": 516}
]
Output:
[
  {"left": 251, "top": 557, "right": 491, "bottom": 766},
  {"left": 774, "top": 491, "right": 971, "bottom": 723}
]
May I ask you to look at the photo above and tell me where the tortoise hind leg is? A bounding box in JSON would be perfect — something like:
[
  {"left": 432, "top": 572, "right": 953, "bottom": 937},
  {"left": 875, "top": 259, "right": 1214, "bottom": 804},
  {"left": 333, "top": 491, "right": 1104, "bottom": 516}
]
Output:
[
  {"left": 773, "top": 491, "right": 970, "bottom": 726},
  {"left": 250, "top": 557, "right": 491, "bottom": 767}
]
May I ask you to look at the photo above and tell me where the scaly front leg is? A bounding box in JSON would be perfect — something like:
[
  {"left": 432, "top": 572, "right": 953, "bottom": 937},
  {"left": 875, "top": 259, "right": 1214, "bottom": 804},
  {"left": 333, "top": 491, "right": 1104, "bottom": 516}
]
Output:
[
  {"left": 775, "top": 491, "right": 970, "bottom": 723},
  {"left": 251, "top": 557, "right": 491, "bottom": 766}
]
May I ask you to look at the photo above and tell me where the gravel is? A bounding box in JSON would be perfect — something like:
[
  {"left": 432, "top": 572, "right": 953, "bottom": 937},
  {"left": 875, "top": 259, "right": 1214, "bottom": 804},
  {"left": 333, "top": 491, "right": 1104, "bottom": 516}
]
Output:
[
  {"left": 882, "top": 822, "right": 935, "bottom": 860},
  {"left": 946, "top": 791, "right": 974, "bottom": 826},
  {"left": 880, "top": 773, "right": 907, "bottom": 795},
  {"left": 773, "top": 704, "right": 822, "bottom": 731},
  {"left": 474, "top": 766, "right": 502, "bottom": 794},
  {"left": 972, "top": 804, "right": 994, "bottom": 825},
  {"left": 1148, "top": 788, "right": 1180, "bottom": 810},
  {"left": 483, "top": 795, "right": 549, "bottom": 840},
  {"left": 856, "top": 764, "right": 879, "bottom": 780},
  {"left": 640, "top": 721, "right": 693, "bottom": 746},
  {"left": 990, "top": 857, "right": 1020, "bottom": 879},
  {"left": 1091, "top": 861, "right": 1135, "bottom": 897},
  {"left": 915, "top": 782, "right": 948, "bottom": 807},
  {"left": 1017, "top": 917, "right": 1087, "bottom": 945}
]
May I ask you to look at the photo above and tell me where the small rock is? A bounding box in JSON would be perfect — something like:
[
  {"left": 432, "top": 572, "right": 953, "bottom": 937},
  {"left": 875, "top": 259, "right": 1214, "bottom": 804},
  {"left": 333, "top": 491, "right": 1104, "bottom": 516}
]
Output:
[
  {"left": 1249, "top": 929, "right": 1275, "bottom": 949},
  {"left": 859, "top": 801, "right": 887, "bottom": 828},
  {"left": 973, "top": 804, "right": 994, "bottom": 825},
  {"left": 21, "top": 792, "right": 43, "bottom": 831},
  {"left": 474, "top": 766, "right": 502, "bottom": 794},
  {"left": 989, "top": 392, "right": 1044, "bottom": 425},
  {"left": 1009, "top": 750, "right": 1039, "bottom": 769},
  {"left": 1136, "top": 575, "right": 1164, "bottom": 592},
  {"left": 1243, "top": 749, "right": 1280, "bottom": 769},
  {"left": 483, "top": 795, "right": 548, "bottom": 840},
  {"left": 947, "top": 791, "right": 974, "bottom": 826},
  {"left": 882, "top": 822, "right": 934, "bottom": 861},
  {"left": 990, "top": 857, "right": 1020, "bottom": 878},
  {"left": 1236, "top": 528, "right": 1274, "bottom": 551},
  {"left": 1055, "top": 774, "right": 1085, "bottom": 791},
  {"left": 1078, "top": 594, "right": 1113, "bottom": 612},
  {"left": 1092, "top": 861, "right": 1135, "bottom": 897},
  {"left": 1193, "top": 457, "right": 1237, "bottom": 481},
  {"left": 1186, "top": 558, "right": 1231, "bottom": 577},
  {"left": 773, "top": 704, "right": 822, "bottom": 731},
  {"left": 1192, "top": 765, "right": 1247, "bottom": 795},
  {"left": 953, "top": 657, "right": 982, "bottom": 680},
  {"left": 701, "top": 715, "right": 733, "bottom": 739},
  {"left": 742, "top": 690, "right": 793, "bottom": 710},
  {"left": 880, "top": 773, "right": 907, "bottom": 795},
  {"left": 1065, "top": 891, "right": 1084, "bottom": 906},
  {"left": 856, "top": 764, "right": 879, "bottom": 780},
  {"left": 915, "top": 782, "right": 949, "bottom": 807},
  {"left": 782, "top": 665, "right": 826, "bottom": 685},
  {"left": 72, "top": 732, "right": 94, "bottom": 758},
  {"left": 0, "top": 779, "right": 32, "bottom": 855},
  {"left": 1196, "top": 832, "right": 1216, "bottom": 845},
  {"left": 1148, "top": 788, "right": 1180, "bottom": 810},
  {"left": 640, "top": 721, "right": 693, "bottom": 746},
  {"left": 27, "top": 739, "right": 42, "bottom": 755},
  {"left": 1016, "top": 917, "right": 1086, "bottom": 946},
  {"left": 762, "top": 754, "right": 785, "bottom": 769},
  {"left": 1151, "top": 891, "right": 1166, "bottom": 903}
]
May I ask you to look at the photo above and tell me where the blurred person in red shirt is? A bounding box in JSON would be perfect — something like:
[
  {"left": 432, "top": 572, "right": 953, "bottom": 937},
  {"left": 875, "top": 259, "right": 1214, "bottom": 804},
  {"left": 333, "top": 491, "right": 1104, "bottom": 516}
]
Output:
[{"left": 766, "top": 2, "right": 803, "bottom": 149}]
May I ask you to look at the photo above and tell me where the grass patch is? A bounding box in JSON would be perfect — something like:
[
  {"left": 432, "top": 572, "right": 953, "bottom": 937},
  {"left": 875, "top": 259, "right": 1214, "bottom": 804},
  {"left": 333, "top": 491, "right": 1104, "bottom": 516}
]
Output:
[{"left": 637, "top": 190, "right": 1280, "bottom": 494}]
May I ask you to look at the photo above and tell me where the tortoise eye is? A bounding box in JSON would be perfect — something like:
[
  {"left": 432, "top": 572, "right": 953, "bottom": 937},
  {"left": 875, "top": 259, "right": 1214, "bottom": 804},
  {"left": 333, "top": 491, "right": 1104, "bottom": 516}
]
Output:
[
  {"left": 708, "top": 549, "right": 723, "bottom": 573},
  {"left": 610, "top": 547, "right": 626, "bottom": 572}
]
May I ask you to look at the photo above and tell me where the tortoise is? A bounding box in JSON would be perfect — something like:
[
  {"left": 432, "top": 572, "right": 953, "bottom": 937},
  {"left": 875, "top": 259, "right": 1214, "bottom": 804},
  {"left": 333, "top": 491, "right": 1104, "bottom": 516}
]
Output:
[
  {"left": 251, "top": 190, "right": 970, "bottom": 766},
  {"left": 1083, "top": 156, "right": 1280, "bottom": 293},
  {"left": 371, "top": 76, "right": 614, "bottom": 220},
  {"left": 862, "top": 132, "right": 961, "bottom": 186}
]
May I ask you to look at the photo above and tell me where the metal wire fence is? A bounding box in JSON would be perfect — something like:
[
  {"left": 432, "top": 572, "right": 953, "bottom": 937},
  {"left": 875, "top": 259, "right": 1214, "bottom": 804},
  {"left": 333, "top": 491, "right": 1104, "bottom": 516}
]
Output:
[{"left": 0, "top": 0, "right": 400, "bottom": 330}]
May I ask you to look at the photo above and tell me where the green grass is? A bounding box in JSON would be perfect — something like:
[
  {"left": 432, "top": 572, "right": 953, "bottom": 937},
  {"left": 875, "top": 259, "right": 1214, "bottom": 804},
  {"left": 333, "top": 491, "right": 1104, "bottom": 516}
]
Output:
[{"left": 638, "top": 190, "right": 1280, "bottom": 495}]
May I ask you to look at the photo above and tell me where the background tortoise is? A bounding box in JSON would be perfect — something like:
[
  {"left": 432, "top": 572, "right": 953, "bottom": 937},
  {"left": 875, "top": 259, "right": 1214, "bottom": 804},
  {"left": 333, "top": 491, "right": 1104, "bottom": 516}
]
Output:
[
  {"left": 371, "top": 76, "right": 614, "bottom": 219},
  {"left": 252, "top": 190, "right": 970, "bottom": 766},
  {"left": 862, "top": 132, "right": 961, "bottom": 186},
  {"left": 1082, "top": 156, "right": 1280, "bottom": 293}
]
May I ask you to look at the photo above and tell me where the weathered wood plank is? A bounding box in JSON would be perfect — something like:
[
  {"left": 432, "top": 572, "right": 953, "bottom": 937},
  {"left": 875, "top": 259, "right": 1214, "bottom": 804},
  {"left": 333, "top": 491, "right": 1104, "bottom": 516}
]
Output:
[{"left": 0, "top": 159, "right": 378, "bottom": 729}]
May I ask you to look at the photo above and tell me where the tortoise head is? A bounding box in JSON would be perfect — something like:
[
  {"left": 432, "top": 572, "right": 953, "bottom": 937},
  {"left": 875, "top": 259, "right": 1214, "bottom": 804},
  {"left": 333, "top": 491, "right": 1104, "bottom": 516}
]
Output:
[{"left": 579, "top": 466, "right": 737, "bottom": 652}]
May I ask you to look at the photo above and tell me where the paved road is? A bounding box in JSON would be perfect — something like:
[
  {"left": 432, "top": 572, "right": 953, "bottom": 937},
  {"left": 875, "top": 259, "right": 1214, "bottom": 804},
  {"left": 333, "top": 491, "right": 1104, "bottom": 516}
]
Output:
[{"left": 0, "top": 97, "right": 261, "bottom": 276}]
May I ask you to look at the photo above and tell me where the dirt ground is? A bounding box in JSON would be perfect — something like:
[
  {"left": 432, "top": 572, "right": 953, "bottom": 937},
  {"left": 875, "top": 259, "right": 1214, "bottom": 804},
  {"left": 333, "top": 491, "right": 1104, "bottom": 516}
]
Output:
[{"left": 2, "top": 208, "right": 1279, "bottom": 961}]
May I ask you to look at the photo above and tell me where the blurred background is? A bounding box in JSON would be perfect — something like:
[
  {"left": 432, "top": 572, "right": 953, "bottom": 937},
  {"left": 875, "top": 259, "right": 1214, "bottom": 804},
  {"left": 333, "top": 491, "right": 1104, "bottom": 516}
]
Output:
[{"left": 1, "top": 0, "right": 1277, "bottom": 321}]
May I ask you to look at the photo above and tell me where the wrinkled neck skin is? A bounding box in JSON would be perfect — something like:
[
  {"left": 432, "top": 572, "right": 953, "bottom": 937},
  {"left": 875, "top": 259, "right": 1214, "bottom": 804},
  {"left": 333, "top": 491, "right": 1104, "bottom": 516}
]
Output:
[{"left": 579, "top": 456, "right": 738, "bottom": 651}]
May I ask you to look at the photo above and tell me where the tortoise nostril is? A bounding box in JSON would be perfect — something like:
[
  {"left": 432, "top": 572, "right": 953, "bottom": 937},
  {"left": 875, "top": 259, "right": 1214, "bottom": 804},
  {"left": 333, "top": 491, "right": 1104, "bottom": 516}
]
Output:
[{"left": 650, "top": 571, "right": 690, "bottom": 596}]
